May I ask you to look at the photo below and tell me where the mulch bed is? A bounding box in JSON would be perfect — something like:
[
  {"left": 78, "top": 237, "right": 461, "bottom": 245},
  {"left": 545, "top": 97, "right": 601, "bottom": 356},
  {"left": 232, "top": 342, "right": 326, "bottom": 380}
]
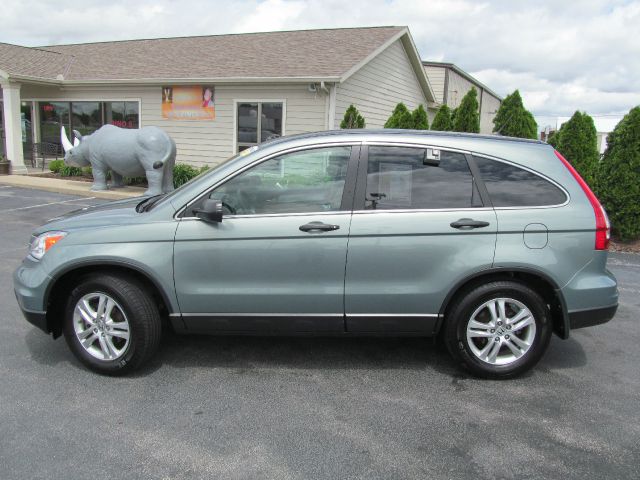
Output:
[
  {"left": 38, "top": 172, "right": 147, "bottom": 187},
  {"left": 609, "top": 239, "right": 640, "bottom": 254}
]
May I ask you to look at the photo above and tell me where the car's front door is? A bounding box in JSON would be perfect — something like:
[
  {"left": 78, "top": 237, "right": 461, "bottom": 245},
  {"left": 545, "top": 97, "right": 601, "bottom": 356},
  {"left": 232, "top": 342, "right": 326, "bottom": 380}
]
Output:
[
  {"left": 173, "top": 144, "right": 359, "bottom": 333},
  {"left": 345, "top": 145, "right": 497, "bottom": 333}
]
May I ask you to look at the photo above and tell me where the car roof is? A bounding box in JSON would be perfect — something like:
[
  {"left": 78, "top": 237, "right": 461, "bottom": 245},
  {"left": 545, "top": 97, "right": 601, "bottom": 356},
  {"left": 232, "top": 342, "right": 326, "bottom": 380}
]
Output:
[{"left": 262, "top": 129, "right": 546, "bottom": 148}]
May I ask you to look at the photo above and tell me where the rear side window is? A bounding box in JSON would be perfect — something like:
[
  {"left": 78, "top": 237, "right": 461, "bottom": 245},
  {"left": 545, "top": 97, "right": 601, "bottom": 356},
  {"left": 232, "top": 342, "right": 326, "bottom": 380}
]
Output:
[
  {"left": 365, "top": 147, "right": 483, "bottom": 210},
  {"left": 473, "top": 155, "right": 567, "bottom": 207}
]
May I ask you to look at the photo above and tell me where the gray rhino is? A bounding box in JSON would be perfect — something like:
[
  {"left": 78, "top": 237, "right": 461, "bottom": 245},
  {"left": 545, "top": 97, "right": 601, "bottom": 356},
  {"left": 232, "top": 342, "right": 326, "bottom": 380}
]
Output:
[{"left": 61, "top": 125, "right": 176, "bottom": 196}]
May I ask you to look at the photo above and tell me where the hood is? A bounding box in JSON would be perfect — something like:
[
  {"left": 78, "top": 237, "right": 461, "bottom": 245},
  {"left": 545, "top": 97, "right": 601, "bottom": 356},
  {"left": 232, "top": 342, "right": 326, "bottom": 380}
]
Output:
[{"left": 34, "top": 196, "right": 153, "bottom": 234}]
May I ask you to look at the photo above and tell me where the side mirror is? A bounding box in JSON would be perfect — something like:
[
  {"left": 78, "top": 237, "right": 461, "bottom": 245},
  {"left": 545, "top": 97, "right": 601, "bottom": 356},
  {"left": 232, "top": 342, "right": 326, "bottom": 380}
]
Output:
[{"left": 193, "top": 199, "right": 223, "bottom": 223}]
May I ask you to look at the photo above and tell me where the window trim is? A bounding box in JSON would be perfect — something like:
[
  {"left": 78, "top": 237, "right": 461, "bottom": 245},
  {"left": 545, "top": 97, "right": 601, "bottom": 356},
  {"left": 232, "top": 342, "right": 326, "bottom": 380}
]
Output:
[
  {"left": 354, "top": 144, "right": 485, "bottom": 212},
  {"left": 470, "top": 153, "right": 571, "bottom": 210},
  {"left": 177, "top": 142, "right": 361, "bottom": 220},
  {"left": 233, "top": 99, "right": 287, "bottom": 154}
]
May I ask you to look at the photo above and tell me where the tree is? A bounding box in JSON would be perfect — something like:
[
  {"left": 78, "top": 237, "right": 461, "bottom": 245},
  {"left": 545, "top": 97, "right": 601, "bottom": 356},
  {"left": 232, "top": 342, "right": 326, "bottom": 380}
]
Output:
[
  {"left": 492, "top": 90, "right": 537, "bottom": 139},
  {"left": 412, "top": 104, "right": 429, "bottom": 130},
  {"left": 556, "top": 111, "right": 599, "bottom": 186},
  {"left": 595, "top": 106, "right": 640, "bottom": 241},
  {"left": 384, "top": 103, "right": 414, "bottom": 129},
  {"left": 453, "top": 88, "right": 480, "bottom": 133},
  {"left": 431, "top": 105, "right": 453, "bottom": 131},
  {"left": 546, "top": 129, "right": 560, "bottom": 148},
  {"left": 340, "top": 104, "right": 365, "bottom": 129}
]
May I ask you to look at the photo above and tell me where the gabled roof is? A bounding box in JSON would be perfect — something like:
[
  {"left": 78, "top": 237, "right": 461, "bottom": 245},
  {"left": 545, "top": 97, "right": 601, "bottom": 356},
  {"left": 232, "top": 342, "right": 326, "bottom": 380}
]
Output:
[
  {"left": 422, "top": 60, "right": 502, "bottom": 101},
  {"left": 0, "top": 27, "right": 425, "bottom": 86}
]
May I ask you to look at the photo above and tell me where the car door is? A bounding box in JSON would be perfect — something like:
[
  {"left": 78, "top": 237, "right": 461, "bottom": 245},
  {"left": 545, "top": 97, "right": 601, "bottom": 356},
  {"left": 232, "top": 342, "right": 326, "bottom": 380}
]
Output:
[
  {"left": 173, "top": 144, "right": 360, "bottom": 333},
  {"left": 344, "top": 145, "right": 497, "bottom": 333}
]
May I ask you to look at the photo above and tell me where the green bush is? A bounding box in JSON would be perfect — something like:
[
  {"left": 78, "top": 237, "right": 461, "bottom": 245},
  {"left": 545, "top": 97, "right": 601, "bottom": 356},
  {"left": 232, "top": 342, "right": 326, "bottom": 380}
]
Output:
[
  {"left": 431, "top": 105, "right": 454, "bottom": 131},
  {"left": 49, "top": 159, "right": 64, "bottom": 173},
  {"left": 594, "top": 106, "right": 640, "bottom": 241},
  {"left": 60, "top": 165, "right": 83, "bottom": 177},
  {"left": 412, "top": 104, "right": 429, "bottom": 130},
  {"left": 340, "top": 104, "right": 366, "bottom": 129},
  {"left": 173, "top": 163, "right": 201, "bottom": 188},
  {"left": 453, "top": 88, "right": 480, "bottom": 133},
  {"left": 492, "top": 90, "right": 537, "bottom": 139},
  {"left": 556, "top": 111, "right": 599, "bottom": 186},
  {"left": 384, "top": 103, "right": 414, "bottom": 129}
]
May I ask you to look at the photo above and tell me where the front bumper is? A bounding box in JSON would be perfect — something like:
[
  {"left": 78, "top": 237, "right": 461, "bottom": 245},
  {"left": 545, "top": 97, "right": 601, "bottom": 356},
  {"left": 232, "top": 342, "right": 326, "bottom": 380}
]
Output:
[
  {"left": 568, "top": 304, "right": 618, "bottom": 330},
  {"left": 13, "top": 259, "right": 53, "bottom": 334}
]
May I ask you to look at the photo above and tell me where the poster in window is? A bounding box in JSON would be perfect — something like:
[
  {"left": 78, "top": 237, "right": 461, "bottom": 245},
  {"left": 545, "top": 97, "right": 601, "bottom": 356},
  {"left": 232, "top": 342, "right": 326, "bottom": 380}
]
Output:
[{"left": 161, "top": 86, "right": 215, "bottom": 120}]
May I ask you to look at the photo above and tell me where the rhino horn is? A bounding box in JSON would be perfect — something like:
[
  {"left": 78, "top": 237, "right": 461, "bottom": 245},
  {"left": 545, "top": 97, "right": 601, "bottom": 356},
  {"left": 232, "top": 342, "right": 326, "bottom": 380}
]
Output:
[{"left": 61, "top": 126, "right": 74, "bottom": 153}]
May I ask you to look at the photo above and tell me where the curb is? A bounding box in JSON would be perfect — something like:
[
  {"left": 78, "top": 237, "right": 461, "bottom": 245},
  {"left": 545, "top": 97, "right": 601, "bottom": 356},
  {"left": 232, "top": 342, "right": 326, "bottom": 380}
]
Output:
[{"left": 0, "top": 175, "right": 146, "bottom": 200}]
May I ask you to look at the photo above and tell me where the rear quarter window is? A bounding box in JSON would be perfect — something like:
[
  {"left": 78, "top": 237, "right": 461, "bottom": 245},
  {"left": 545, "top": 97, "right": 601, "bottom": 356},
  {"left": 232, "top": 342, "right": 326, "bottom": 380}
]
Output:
[{"left": 473, "top": 155, "right": 567, "bottom": 207}]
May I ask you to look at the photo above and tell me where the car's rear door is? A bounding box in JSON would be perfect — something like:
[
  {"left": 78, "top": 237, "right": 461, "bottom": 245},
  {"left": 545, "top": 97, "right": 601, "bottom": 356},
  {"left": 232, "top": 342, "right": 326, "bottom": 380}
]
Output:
[
  {"left": 344, "top": 144, "right": 497, "bottom": 333},
  {"left": 173, "top": 144, "right": 360, "bottom": 333}
]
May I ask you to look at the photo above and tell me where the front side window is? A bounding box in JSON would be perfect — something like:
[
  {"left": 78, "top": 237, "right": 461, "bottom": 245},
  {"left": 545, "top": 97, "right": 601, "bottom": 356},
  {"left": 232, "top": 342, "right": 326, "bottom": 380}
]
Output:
[
  {"left": 210, "top": 146, "right": 351, "bottom": 215},
  {"left": 473, "top": 156, "right": 567, "bottom": 207},
  {"left": 365, "top": 146, "right": 482, "bottom": 210},
  {"left": 237, "top": 102, "right": 283, "bottom": 152}
]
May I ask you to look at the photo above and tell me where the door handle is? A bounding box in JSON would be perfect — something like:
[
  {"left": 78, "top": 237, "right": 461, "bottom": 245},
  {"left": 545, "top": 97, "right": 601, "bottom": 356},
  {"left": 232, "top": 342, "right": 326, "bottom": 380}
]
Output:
[
  {"left": 299, "top": 221, "right": 340, "bottom": 232},
  {"left": 450, "top": 218, "right": 490, "bottom": 230}
]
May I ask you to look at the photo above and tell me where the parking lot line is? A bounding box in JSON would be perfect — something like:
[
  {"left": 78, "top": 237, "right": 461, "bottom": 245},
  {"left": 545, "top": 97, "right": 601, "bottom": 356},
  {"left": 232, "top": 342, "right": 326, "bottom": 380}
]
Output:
[{"left": 6, "top": 197, "right": 97, "bottom": 212}]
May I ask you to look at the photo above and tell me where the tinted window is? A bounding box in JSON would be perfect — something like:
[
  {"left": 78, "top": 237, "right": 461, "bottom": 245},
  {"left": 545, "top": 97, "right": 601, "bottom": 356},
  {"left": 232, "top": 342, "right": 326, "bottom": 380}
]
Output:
[
  {"left": 211, "top": 146, "right": 351, "bottom": 215},
  {"left": 365, "top": 147, "right": 482, "bottom": 210},
  {"left": 473, "top": 156, "right": 567, "bottom": 207}
]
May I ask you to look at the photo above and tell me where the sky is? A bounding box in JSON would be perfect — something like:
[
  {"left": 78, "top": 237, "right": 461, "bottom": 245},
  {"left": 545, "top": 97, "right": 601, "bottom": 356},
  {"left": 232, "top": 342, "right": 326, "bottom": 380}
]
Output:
[{"left": 2, "top": 0, "right": 639, "bottom": 128}]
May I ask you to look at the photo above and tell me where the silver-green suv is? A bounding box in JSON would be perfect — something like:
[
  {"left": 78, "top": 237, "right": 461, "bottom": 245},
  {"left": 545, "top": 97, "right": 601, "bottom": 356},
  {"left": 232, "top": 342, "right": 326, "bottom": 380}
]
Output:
[{"left": 13, "top": 130, "right": 618, "bottom": 378}]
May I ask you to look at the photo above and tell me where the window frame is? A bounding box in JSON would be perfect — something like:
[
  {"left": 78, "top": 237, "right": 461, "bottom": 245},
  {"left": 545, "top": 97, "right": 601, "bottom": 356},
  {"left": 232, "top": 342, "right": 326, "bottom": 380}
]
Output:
[
  {"left": 470, "top": 153, "right": 570, "bottom": 210},
  {"left": 179, "top": 142, "right": 362, "bottom": 220},
  {"left": 353, "top": 143, "right": 491, "bottom": 212},
  {"left": 233, "top": 99, "right": 286, "bottom": 154}
]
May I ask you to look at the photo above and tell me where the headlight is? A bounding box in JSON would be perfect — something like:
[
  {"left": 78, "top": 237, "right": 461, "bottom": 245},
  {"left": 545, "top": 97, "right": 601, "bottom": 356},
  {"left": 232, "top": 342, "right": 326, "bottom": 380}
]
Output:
[{"left": 29, "top": 231, "right": 67, "bottom": 260}]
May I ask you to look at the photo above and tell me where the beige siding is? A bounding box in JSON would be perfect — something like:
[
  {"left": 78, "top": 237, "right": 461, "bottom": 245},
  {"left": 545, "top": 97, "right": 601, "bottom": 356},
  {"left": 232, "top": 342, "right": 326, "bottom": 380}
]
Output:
[
  {"left": 21, "top": 82, "right": 327, "bottom": 167},
  {"left": 480, "top": 91, "right": 501, "bottom": 135},
  {"left": 445, "top": 70, "right": 476, "bottom": 109},
  {"left": 334, "top": 39, "right": 428, "bottom": 128},
  {"left": 423, "top": 65, "right": 446, "bottom": 103}
]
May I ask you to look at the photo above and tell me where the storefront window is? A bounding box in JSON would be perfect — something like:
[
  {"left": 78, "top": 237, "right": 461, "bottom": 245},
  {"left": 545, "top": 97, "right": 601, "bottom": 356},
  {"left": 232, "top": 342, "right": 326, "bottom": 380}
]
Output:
[
  {"left": 38, "top": 100, "right": 139, "bottom": 149},
  {"left": 72, "top": 102, "right": 102, "bottom": 136},
  {"left": 104, "top": 101, "right": 139, "bottom": 129},
  {"left": 39, "top": 102, "right": 70, "bottom": 145}
]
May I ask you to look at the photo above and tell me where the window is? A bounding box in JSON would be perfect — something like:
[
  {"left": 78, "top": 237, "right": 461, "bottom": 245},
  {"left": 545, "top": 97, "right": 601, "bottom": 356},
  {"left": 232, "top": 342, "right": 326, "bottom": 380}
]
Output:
[
  {"left": 473, "top": 156, "right": 567, "bottom": 207},
  {"left": 237, "top": 102, "right": 283, "bottom": 152},
  {"left": 365, "top": 147, "right": 482, "bottom": 210},
  {"left": 210, "top": 146, "right": 351, "bottom": 215},
  {"left": 38, "top": 101, "right": 139, "bottom": 149}
]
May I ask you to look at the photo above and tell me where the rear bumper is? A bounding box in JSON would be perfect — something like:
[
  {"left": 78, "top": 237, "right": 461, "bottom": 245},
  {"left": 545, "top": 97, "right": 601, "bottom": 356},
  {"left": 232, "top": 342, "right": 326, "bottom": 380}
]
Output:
[{"left": 568, "top": 304, "right": 617, "bottom": 330}]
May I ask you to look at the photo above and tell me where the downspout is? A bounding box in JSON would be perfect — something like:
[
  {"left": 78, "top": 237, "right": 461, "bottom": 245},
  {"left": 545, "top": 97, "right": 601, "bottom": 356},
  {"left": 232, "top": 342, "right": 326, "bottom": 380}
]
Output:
[{"left": 328, "top": 82, "right": 337, "bottom": 130}]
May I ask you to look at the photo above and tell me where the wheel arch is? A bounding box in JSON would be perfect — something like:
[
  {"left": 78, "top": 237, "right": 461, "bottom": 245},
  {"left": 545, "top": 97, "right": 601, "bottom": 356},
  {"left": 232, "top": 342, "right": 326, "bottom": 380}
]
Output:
[
  {"left": 44, "top": 260, "right": 177, "bottom": 338},
  {"left": 436, "top": 267, "right": 569, "bottom": 339}
]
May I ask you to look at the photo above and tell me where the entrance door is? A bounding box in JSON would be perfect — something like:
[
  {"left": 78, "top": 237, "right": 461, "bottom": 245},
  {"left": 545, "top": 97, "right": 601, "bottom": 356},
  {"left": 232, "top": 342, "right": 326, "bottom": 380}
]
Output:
[
  {"left": 345, "top": 145, "right": 497, "bottom": 333},
  {"left": 173, "top": 144, "right": 359, "bottom": 333}
]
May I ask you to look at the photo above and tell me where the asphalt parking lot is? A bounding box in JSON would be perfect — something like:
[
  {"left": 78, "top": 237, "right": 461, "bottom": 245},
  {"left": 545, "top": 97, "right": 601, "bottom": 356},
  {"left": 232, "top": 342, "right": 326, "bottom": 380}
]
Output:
[{"left": 1, "top": 185, "right": 639, "bottom": 480}]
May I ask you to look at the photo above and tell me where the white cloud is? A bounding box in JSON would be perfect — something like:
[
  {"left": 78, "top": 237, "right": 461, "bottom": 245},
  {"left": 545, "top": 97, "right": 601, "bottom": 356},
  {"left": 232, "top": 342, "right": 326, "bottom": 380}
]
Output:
[{"left": 1, "top": 0, "right": 638, "bottom": 117}]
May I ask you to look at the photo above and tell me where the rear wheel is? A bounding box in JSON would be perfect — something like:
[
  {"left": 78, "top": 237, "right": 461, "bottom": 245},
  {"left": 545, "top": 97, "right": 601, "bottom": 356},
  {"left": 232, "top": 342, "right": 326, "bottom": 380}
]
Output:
[
  {"left": 62, "top": 273, "right": 162, "bottom": 375},
  {"left": 444, "top": 281, "right": 552, "bottom": 379}
]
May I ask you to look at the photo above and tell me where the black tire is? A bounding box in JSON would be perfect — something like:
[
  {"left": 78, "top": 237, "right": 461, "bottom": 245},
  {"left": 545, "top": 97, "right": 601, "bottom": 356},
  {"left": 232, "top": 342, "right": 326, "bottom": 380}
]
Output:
[
  {"left": 62, "top": 273, "right": 162, "bottom": 375},
  {"left": 443, "top": 281, "right": 552, "bottom": 379}
]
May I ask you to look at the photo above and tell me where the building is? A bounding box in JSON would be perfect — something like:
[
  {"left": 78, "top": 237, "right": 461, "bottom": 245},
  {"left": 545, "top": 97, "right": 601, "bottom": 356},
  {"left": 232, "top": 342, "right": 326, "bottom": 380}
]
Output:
[
  {"left": 422, "top": 61, "right": 502, "bottom": 134},
  {"left": 0, "top": 27, "right": 437, "bottom": 173}
]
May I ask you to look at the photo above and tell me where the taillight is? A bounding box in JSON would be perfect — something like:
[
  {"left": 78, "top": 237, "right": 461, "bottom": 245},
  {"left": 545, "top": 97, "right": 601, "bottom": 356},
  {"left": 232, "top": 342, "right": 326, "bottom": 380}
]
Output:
[{"left": 554, "top": 150, "right": 610, "bottom": 250}]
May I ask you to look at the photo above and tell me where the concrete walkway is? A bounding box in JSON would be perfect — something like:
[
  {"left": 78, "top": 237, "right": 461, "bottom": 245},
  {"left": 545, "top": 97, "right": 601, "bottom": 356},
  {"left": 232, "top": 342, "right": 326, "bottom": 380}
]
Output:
[{"left": 0, "top": 174, "right": 146, "bottom": 200}]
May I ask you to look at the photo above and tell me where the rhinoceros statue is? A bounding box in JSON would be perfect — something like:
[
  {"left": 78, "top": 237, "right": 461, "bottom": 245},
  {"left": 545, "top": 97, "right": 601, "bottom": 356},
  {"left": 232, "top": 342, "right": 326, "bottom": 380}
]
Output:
[{"left": 61, "top": 124, "right": 176, "bottom": 196}]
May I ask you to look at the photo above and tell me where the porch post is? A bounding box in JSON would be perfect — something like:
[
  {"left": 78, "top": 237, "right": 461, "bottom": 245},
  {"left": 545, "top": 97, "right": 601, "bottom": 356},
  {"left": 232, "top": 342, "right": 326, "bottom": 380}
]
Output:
[{"left": 1, "top": 82, "right": 28, "bottom": 174}]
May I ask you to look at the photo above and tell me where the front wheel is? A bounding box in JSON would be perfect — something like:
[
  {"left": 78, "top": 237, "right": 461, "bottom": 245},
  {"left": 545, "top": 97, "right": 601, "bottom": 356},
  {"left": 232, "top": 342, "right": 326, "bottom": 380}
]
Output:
[
  {"left": 62, "top": 273, "right": 162, "bottom": 375},
  {"left": 444, "top": 281, "right": 552, "bottom": 379}
]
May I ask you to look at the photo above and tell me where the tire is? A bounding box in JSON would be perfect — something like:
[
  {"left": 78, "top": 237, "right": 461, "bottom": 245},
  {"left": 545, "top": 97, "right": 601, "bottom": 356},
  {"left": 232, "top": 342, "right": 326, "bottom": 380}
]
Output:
[
  {"left": 443, "top": 281, "right": 552, "bottom": 379},
  {"left": 62, "top": 273, "right": 162, "bottom": 375}
]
